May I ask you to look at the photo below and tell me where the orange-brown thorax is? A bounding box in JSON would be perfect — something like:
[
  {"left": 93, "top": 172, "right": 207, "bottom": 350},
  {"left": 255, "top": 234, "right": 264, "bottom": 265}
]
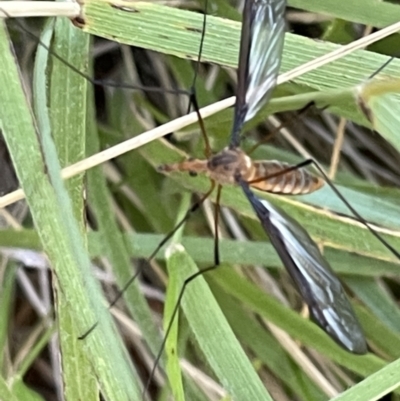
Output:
[{"left": 159, "top": 147, "right": 324, "bottom": 195}]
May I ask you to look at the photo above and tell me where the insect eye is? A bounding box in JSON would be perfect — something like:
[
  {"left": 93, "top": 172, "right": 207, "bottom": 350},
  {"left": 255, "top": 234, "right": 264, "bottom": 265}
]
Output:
[{"left": 189, "top": 171, "right": 198, "bottom": 177}]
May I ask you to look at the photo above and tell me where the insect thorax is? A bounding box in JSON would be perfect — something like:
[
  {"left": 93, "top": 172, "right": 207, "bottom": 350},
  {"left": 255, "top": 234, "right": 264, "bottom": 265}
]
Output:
[{"left": 207, "top": 147, "right": 254, "bottom": 185}]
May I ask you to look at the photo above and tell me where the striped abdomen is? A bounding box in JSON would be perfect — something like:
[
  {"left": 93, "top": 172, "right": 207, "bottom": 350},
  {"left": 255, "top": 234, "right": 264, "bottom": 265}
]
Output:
[{"left": 248, "top": 160, "right": 324, "bottom": 195}]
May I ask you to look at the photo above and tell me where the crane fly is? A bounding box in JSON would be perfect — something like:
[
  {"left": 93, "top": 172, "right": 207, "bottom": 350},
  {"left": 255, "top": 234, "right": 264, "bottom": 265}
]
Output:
[
  {"left": 159, "top": 0, "right": 368, "bottom": 354},
  {"left": 4, "top": 2, "right": 400, "bottom": 400},
  {"left": 2, "top": 3, "right": 397, "bottom": 358}
]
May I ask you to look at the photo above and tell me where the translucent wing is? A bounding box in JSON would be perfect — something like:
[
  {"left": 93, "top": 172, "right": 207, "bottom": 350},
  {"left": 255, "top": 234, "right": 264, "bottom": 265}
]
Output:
[
  {"left": 239, "top": 180, "right": 367, "bottom": 354},
  {"left": 231, "top": 0, "right": 286, "bottom": 147}
]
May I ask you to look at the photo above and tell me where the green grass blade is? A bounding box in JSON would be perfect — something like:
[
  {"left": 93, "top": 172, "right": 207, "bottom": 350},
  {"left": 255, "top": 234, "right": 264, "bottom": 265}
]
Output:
[
  {"left": 346, "top": 277, "right": 400, "bottom": 333},
  {"left": 163, "top": 194, "right": 192, "bottom": 401},
  {"left": 356, "top": 307, "right": 400, "bottom": 359},
  {"left": 289, "top": 0, "right": 400, "bottom": 27},
  {"left": 0, "top": 262, "right": 16, "bottom": 368},
  {"left": 81, "top": 1, "right": 400, "bottom": 99},
  {"left": 86, "top": 88, "right": 162, "bottom": 364},
  {"left": 358, "top": 79, "right": 400, "bottom": 153},
  {"left": 330, "top": 357, "right": 400, "bottom": 401},
  {"left": 0, "top": 377, "right": 20, "bottom": 401},
  {"left": 164, "top": 250, "right": 186, "bottom": 401},
  {"left": 33, "top": 16, "right": 99, "bottom": 401},
  {"left": 212, "top": 284, "right": 326, "bottom": 401},
  {"left": 210, "top": 265, "right": 392, "bottom": 377},
  {"left": 2, "top": 230, "right": 399, "bottom": 278},
  {"left": 166, "top": 245, "right": 273, "bottom": 401},
  {"left": 0, "top": 21, "right": 138, "bottom": 401}
]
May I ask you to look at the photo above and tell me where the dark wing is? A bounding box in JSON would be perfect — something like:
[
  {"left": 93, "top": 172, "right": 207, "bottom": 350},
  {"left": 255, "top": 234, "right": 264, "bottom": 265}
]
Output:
[
  {"left": 239, "top": 180, "right": 367, "bottom": 354},
  {"left": 231, "top": 0, "right": 286, "bottom": 147}
]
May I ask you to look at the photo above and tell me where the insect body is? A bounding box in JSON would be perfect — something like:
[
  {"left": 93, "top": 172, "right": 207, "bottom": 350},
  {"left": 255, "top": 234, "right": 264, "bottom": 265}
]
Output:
[
  {"left": 160, "top": 146, "right": 323, "bottom": 194},
  {"left": 161, "top": 0, "right": 368, "bottom": 354}
]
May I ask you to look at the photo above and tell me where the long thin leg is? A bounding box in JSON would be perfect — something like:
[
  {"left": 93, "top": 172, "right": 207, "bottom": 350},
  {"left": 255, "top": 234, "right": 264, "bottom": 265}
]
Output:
[
  {"left": 247, "top": 101, "right": 316, "bottom": 155},
  {"left": 186, "top": 0, "right": 208, "bottom": 114},
  {"left": 143, "top": 185, "right": 223, "bottom": 397},
  {"left": 247, "top": 56, "right": 396, "bottom": 154},
  {"left": 192, "top": 92, "right": 212, "bottom": 158},
  {"left": 248, "top": 158, "right": 400, "bottom": 260},
  {"left": 369, "top": 56, "right": 395, "bottom": 79},
  {"left": 247, "top": 159, "right": 313, "bottom": 184},
  {"left": 183, "top": 0, "right": 211, "bottom": 160},
  {"left": 79, "top": 0, "right": 212, "bottom": 340},
  {"left": 0, "top": 8, "right": 191, "bottom": 95},
  {"left": 214, "top": 185, "right": 222, "bottom": 265},
  {"left": 306, "top": 158, "right": 400, "bottom": 259},
  {"left": 79, "top": 182, "right": 216, "bottom": 340}
]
